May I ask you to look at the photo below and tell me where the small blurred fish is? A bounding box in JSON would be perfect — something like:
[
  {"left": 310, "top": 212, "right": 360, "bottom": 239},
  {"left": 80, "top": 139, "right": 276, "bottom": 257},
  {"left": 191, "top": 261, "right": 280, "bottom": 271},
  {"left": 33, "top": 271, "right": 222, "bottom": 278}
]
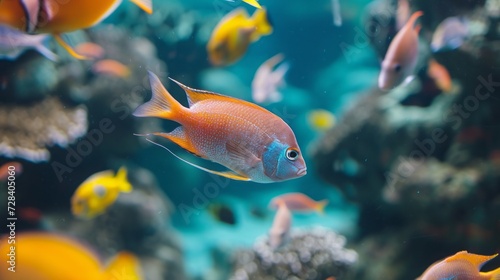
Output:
[
  {"left": 269, "top": 192, "right": 328, "bottom": 214},
  {"left": 208, "top": 203, "right": 237, "bottom": 225},
  {"left": 0, "top": 24, "right": 57, "bottom": 61},
  {"left": 396, "top": 0, "right": 410, "bottom": 30},
  {"left": 0, "top": 0, "right": 152, "bottom": 59},
  {"left": 331, "top": 0, "right": 342, "bottom": 27},
  {"left": 92, "top": 59, "right": 131, "bottom": 78},
  {"left": 427, "top": 59, "right": 452, "bottom": 93},
  {"left": 75, "top": 42, "right": 105, "bottom": 60},
  {"left": 378, "top": 11, "right": 423, "bottom": 90},
  {"left": 207, "top": 7, "right": 273, "bottom": 66},
  {"left": 268, "top": 201, "right": 291, "bottom": 249},
  {"left": 417, "top": 251, "right": 500, "bottom": 280},
  {"left": 431, "top": 16, "right": 469, "bottom": 52},
  {"left": 133, "top": 72, "right": 306, "bottom": 183},
  {"left": 252, "top": 53, "right": 289, "bottom": 104},
  {"left": 0, "top": 233, "right": 143, "bottom": 280},
  {"left": 307, "top": 109, "right": 336, "bottom": 132},
  {"left": 0, "top": 162, "right": 22, "bottom": 181},
  {"left": 71, "top": 167, "right": 132, "bottom": 219}
]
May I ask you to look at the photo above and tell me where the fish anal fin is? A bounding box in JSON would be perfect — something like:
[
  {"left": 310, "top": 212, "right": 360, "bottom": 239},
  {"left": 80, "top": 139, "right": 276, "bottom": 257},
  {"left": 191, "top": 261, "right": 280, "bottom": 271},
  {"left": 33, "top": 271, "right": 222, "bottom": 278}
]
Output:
[
  {"left": 226, "top": 141, "right": 261, "bottom": 168},
  {"left": 152, "top": 128, "right": 204, "bottom": 158},
  {"left": 53, "top": 34, "right": 90, "bottom": 60},
  {"left": 129, "top": 0, "right": 152, "bottom": 14},
  {"left": 141, "top": 137, "right": 251, "bottom": 181}
]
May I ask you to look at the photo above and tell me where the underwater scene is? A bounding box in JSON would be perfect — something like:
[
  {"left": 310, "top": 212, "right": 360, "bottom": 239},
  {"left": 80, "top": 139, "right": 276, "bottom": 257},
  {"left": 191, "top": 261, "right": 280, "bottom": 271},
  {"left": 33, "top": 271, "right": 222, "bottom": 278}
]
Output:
[{"left": 0, "top": 0, "right": 500, "bottom": 279}]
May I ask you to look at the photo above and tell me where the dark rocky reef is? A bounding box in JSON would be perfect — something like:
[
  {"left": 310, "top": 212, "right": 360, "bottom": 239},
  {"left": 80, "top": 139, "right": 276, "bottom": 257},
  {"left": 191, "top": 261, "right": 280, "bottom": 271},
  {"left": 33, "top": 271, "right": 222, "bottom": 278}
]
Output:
[
  {"left": 228, "top": 227, "right": 357, "bottom": 280},
  {"left": 312, "top": 0, "right": 500, "bottom": 278}
]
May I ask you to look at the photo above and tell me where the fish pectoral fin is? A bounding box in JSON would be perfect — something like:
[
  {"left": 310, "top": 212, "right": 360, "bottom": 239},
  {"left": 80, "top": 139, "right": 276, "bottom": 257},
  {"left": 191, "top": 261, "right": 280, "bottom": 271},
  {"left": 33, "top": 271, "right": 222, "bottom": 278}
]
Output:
[
  {"left": 226, "top": 141, "right": 261, "bottom": 167},
  {"left": 141, "top": 137, "right": 252, "bottom": 181},
  {"left": 129, "top": 0, "right": 153, "bottom": 14},
  {"left": 53, "top": 34, "right": 90, "bottom": 60}
]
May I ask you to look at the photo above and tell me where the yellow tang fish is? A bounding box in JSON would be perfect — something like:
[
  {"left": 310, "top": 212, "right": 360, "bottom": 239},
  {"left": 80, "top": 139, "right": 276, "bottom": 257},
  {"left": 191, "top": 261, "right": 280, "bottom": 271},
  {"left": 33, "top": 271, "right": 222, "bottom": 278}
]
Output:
[
  {"left": 71, "top": 167, "right": 132, "bottom": 219},
  {"left": 308, "top": 109, "right": 336, "bottom": 132},
  {"left": 0, "top": 232, "right": 142, "bottom": 280},
  {"left": 417, "top": 251, "right": 500, "bottom": 280},
  {"left": 207, "top": 7, "right": 273, "bottom": 66},
  {"left": 0, "top": 0, "right": 152, "bottom": 59},
  {"left": 133, "top": 72, "right": 306, "bottom": 183}
]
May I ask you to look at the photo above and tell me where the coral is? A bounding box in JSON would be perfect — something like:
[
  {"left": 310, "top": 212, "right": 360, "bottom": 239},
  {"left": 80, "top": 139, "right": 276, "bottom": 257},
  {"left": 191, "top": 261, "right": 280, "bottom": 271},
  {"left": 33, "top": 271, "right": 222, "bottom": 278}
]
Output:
[
  {"left": 0, "top": 97, "right": 87, "bottom": 162},
  {"left": 230, "top": 227, "right": 357, "bottom": 280}
]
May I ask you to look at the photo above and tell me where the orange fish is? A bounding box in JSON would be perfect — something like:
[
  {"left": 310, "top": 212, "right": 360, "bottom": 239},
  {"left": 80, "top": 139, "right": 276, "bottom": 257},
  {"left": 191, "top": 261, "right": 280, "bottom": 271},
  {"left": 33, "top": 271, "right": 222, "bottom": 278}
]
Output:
[
  {"left": 0, "top": 162, "right": 22, "bottom": 181},
  {"left": 0, "top": 0, "right": 152, "bottom": 59},
  {"left": 378, "top": 11, "right": 423, "bottom": 90},
  {"left": 269, "top": 193, "right": 328, "bottom": 214},
  {"left": 133, "top": 72, "right": 307, "bottom": 183},
  {"left": 417, "top": 251, "right": 500, "bottom": 280},
  {"left": 75, "top": 42, "right": 105, "bottom": 60},
  {"left": 428, "top": 59, "right": 452, "bottom": 93},
  {"left": 92, "top": 59, "right": 131, "bottom": 78}
]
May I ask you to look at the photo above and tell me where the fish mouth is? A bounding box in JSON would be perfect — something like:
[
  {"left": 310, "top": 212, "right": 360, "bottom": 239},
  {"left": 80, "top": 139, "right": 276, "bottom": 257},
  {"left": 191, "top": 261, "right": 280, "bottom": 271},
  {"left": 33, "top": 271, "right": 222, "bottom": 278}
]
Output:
[{"left": 297, "top": 168, "right": 307, "bottom": 176}]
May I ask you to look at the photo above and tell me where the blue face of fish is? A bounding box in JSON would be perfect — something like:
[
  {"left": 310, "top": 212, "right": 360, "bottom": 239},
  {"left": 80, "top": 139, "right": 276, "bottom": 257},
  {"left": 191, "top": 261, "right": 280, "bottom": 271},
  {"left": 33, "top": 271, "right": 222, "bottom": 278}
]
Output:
[{"left": 262, "top": 140, "right": 307, "bottom": 182}]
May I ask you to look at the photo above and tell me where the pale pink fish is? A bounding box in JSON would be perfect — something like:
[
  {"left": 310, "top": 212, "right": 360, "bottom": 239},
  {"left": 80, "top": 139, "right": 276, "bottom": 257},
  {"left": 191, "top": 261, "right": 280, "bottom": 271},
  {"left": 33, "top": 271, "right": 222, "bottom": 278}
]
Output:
[
  {"left": 268, "top": 201, "right": 291, "bottom": 249},
  {"left": 378, "top": 11, "right": 423, "bottom": 90},
  {"left": 269, "top": 192, "right": 328, "bottom": 214},
  {"left": 252, "top": 53, "right": 289, "bottom": 105},
  {"left": 396, "top": 0, "right": 410, "bottom": 30}
]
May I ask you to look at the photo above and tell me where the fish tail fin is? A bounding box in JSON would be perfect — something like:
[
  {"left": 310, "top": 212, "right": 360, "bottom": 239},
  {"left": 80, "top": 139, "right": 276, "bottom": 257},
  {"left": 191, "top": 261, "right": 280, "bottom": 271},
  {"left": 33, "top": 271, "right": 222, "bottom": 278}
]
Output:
[
  {"left": 316, "top": 199, "right": 329, "bottom": 214},
  {"left": 102, "top": 252, "right": 142, "bottom": 280},
  {"left": 133, "top": 71, "right": 186, "bottom": 121},
  {"left": 243, "top": 0, "right": 262, "bottom": 9},
  {"left": 129, "top": 0, "right": 153, "bottom": 14},
  {"left": 116, "top": 167, "right": 132, "bottom": 193},
  {"left": 53, "top": 34, "right": 89, "bottom": 60},
  {"left": 251, "top": 8, "right": 273, "bottom": 40}
]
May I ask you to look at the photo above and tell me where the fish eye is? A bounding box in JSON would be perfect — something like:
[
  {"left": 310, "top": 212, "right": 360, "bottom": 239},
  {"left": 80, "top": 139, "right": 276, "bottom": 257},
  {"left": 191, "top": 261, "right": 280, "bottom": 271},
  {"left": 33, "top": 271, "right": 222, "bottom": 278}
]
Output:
[
  {"left": 285, "top": 148, "right": 299, "bottom": 161},
  {"left": 394, "top": 64, "right": 402, "bottom": 72}
]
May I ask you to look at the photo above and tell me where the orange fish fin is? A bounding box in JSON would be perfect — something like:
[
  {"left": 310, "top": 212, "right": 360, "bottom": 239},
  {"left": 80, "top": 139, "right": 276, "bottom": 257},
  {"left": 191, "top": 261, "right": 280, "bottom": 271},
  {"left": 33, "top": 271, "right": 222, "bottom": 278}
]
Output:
[
  {"left": 129, "top": 0, "right": 152, "bottom": 14},
  {"left": 103, "top": 252, "right": 143, "bottom": 280},
  {"left": 169, "top": 78, "right": 226, "bottom": 107},
  {"left": 407, "top": 11, "right": 423, "bottom": 31},
  {"left": 134, "top": 72, "right": 184, "bottom": 120},
  {"left": 150, "top": 128, "right": 204, "bottom": 158},
  {"left": 316, "top": 199, "right": 329, "bottom": 214},
  {"left": 446, "top": 251, "right": 498, "bottom": 270},
  {"left": 226, "top": 141, "right": 261, "bottom": 168},
  {"left": 140, "top": 137, "right": 252, "bottom": 181},
  {"left": 53, "top": 34, "right": 90, "bottom": 60}
]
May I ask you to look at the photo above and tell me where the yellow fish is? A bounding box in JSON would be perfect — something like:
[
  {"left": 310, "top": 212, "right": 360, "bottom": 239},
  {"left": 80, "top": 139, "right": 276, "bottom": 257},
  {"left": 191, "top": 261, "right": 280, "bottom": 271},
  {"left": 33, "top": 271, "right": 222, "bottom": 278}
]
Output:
[
  {"left": 307, "top": 109, "right": 336, "bottom": 132},
  {"left": 0, "top": 232, "right": 142, "bottom": 280},
  {"left": 207, "top": 7, "right": 273, "bottom": 66},
  {"left": 417, "top": 251, "right": 500, "bottom": 280},
  {"left": 0, "top": 0, "right": 152, "bottom": 59},
  {"left": 71, "top": 167, "right": 132, "bottom": 219}
]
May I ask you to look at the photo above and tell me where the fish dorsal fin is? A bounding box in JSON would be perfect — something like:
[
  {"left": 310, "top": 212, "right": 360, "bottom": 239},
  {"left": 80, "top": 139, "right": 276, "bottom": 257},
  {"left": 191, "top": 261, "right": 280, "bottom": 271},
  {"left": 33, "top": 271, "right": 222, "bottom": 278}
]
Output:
[
  {"left": 168, "top": 77, "right": 274, "bottom": 116},
  {"left": 406, "top": 11, "right": 423, "bottom": 32},
  {"left": 82, "top": 170, "right": 114, "bottom": 185},
  {"left": 446, "top": 251, "right": 498, "bottom": 270},
  {"left": 226, "top": 141, "right": 261, "bottom": 168},
  {"left": 169, "top": 78, "right": 225, "bottom": 107},
  {"left": 140, "top": 136, "right": 251, "bottom": 181}
]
